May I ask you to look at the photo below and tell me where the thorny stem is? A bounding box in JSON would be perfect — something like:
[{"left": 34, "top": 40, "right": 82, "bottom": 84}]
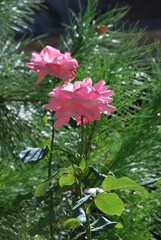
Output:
[
  {"left": 79, "top": 116, "right": 91, "bottom": 240},
  {"left": 48, "top": 79, "right": 56, "bottom": 240}
]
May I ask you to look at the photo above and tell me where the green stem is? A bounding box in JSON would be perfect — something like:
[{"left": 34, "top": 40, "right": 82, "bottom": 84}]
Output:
[
  {"left": 85, "top": 120, "right": 96, "bottom": 157},
  {"left": 86, "top": 211, "right": 91, "bottom": 240},
  {"left": 48, "top": 79, "right": 56, "bottom": 240},
  {"left": 48, "top": 78, "right": 56, "bottom": 178},
  {"left": 48, "top": 124, "right": 55, "bottom": 178},
  {"left": 78, "top": 177, "right": 91, "bottom": 240},
  {"left": 81, "top": 116, "right": 84, "bottom": 156},
  {"left": 79, "top": 116, "right": 91, "bottom": 240},
  {"left": 48, "top": 120, "right": 55, "bottom": 240}
]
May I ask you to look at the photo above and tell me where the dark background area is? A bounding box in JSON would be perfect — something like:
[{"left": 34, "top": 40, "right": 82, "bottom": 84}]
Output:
[
  {"left": 119, "top": 0, "right": 161, "bottom": 29},
  {"left": 17, "top": 0, "right": 161, "bottom": 46}
]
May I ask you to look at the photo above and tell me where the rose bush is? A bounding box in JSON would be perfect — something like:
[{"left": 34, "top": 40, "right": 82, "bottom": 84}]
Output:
[
  {"left": 26, "top": 46, "right": 78, "bottom": 86},
  {"left": 22, "top": 44, "right": 147, "bottom": 240}
]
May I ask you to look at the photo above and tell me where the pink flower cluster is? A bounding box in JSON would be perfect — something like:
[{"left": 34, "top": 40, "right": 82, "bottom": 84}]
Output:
[
  {"left": 43, "top": 78, "right": 116, "bottom": 128},
  {"left": 26, "top": 46, "right": 78, "bottom": 86},
  {"left": 27, "top": 46, "right": 116, "bottom": 128}
]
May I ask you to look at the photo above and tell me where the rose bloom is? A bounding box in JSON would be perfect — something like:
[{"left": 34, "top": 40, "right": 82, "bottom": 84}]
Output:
[
  {"left": 26, "top": 46, "right": 78, "bottom": 86},
  {"left": 43, "top": 78, "right": 116, "bottom": 128}
]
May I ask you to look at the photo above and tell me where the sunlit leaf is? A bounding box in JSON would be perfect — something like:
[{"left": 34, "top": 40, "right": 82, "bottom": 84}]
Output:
[
  {"left": 68, "top": 164, "right": 77, "bottom": 173},
  {"left": 94, "top": 192, "right": 124, "bottom": 216},
  {"left": 115, "top": 222, "right": 123, "bottom": 229},
  {"left": 103, "top": 175, "right": 145, "bottom": 194},
  {"left": 80, "top": 157, "right": 86, "bottom": 172},
  {"left": 41, "top": 115, "right": 47, "bottom": 128},
  {"left": 59, "top": 174, "right": 75, "bottom": 187}
]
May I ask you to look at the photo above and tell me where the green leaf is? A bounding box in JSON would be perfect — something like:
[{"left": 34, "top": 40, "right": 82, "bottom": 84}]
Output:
[
  {"left": 63, "top": 218, "right": 81, "bottom": 229},
  {"left": 83, "top": 167, "right": 105, "bottom": 187},
  {"left": 91, "top": 216, "right": 117, "bottom": 232},
  {"left": 73, "top": 232, "right": 85, "bottom": 240},
  {"left": 158, "top": 125, "right": 161, "bottom": 134},
  {"left": 35, "top": 168, "right": 71, "bottom": 197},
  {"left": 59, "top": 174, "right": 75, "bottom": 187},
  {"left": 103, "top": 175, "right": 145, "bottom": 194},
  {"left": 41, "top": 115, "right": 47, "bottom": 128},
  {"left": 115, "top": 223, "right": 123, "bottom": 229},
  {"left": 80, "top": 157, "right": 86, "bottom": 172},
  {"left": 94, "top": 192, "right": 124, "bottom": 216},
  {"left": 72, "top": 194, "right": 92, "bottom": 211},
  {"left": 19, "top": 146, "right": 49, "bottom": 164},
  {"left": 156, "top": 178, "right": 161, "bottom": 185},
  {"left": 68, "top": 164, "right": 77, "bottom": 173}
]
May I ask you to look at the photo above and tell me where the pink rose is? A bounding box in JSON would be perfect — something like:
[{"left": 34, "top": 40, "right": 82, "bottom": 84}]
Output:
[
  {"left": 26, "top": 46, "right": 78, "bottom": 86},
  {"left": 43, "top": 78, "right": 116, "bottom": 128}
]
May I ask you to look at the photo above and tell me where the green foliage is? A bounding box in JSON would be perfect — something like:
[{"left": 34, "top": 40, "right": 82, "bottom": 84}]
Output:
[
  {"left": 94, "top": 192, "right": 124, "bottom": 216},
  {"left": 156, "top": 178, "right": 161, "bottom": 185},
  {"left": 91, "top": 216, "right": 117, "bottom": 233},
  {"left": 35, "top": 168, "right": 72, "bottom": 197},
  {"left": 59, "top": 174, "right": 75, "bottom": 187},
  {"left": 0, "top": 0, "right": 43, "bottom": 41},
  {"left": 34, "top": 158, "right": 145, "bottom": 237},
  {"left": 83, "top": 166, "right": 105, "bottom": 187},
  {"left": 41, "top": 115, "right": 47, "bottom": 128},
  {"left": 0, "top": 0, "right": 161, "bottom": 239},
  {"left": 103, "top": 188, "right": 161, "bottom": 240},
  {"left": 79, "top": 156, "right": 86, "bottom": 172},
  {"left": 102, "top": 175, "right": 145, "bottom": 194},
  {"left": 72, "top": 194, "right": 92, "bottom": 211},
  {"left": 62, "top": 218, "right": 81, "bottom": 229},
  {"left": 73, "top": 231, "right": 85, "bottom": 240}
]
